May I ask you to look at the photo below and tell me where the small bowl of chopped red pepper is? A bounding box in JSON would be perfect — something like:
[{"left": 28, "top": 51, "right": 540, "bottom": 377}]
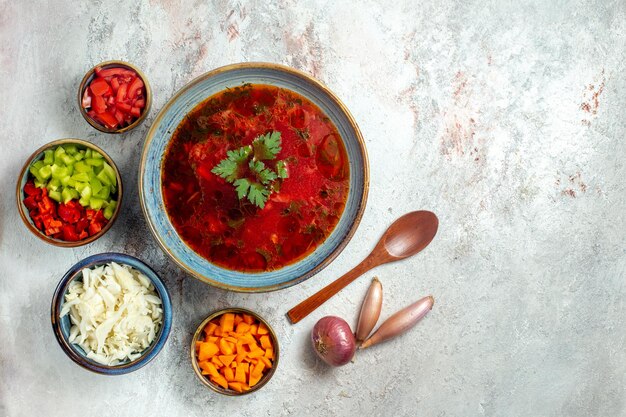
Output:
[
  {"left": 78, "top": 60, "right": 152, "bottom": 133},
  {"left": 16, "top": 138, "right": 123, "bottom": 247}
]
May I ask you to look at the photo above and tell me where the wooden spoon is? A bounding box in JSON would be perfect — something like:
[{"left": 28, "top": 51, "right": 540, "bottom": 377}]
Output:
[{"left": 287, "top": 210, "right": 439, "bottom": 324}]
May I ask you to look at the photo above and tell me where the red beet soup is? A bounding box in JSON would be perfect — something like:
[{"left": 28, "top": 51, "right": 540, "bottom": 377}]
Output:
[{"left": 162, "top": 84, "right": 349, "bottom": 272}]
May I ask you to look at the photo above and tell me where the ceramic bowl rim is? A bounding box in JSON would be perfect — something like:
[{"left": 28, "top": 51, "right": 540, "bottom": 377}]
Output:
[{"left": 138, "top": 62, "right": 369, "bottom": 292}]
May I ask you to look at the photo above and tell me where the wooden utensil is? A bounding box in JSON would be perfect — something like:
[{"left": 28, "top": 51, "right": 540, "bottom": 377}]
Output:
[{"left": 287, "top": 210, "right": 439, "bottom": 324}]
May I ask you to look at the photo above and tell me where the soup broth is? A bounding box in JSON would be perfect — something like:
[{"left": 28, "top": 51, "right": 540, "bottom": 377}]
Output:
[{"left": 162, "top": 84, "right": 349, "bottom": 272}]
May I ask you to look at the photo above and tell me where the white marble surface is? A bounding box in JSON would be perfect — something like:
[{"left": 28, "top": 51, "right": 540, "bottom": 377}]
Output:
[{"left": 1, "top": 1, "right": 625, "bottom": 416}]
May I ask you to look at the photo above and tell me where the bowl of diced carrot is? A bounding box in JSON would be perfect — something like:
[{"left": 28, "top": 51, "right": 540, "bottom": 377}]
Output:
[
  {"left": 191, "top": 308, "right": 279, "bottom": 395},
  {"left": 78, "top": 60, "right": 152, "bottom": 134}
]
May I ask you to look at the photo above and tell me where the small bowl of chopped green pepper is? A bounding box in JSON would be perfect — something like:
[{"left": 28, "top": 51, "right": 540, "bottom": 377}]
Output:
[{"left": 16, "top": 138, "right": 123, "bottom": 247}]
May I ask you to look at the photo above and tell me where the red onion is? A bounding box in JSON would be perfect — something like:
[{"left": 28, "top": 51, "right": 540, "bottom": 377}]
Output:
[
  {"left": 311, "top": 316, "right": 356, "bottom": 366},
  {"left": 361, "top": 295, "right": 434, "bottom": 349}
]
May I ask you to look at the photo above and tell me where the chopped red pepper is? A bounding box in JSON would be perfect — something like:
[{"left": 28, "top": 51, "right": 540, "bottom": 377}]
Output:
[
  {"left": 89, "top": 78, "right": 110, "bottom": 96},
  {"left": 95, "top": 66, "right": 136, "bottom": 78},
  {"left": 88, "top": 222, "right": 102, "bottom": 236},
  {"left": 127, "top": 77, "right": 144, "bottom": 99},
  {"left": 24, "top": 182, "right": 41, "bottom": 196},
  {"left": 22, "top": 180, "right": 108, "bottom": 241},
  {"left": 75, "top": 218, "right": 89, "bottom": 233},
  {"left": 58, "top": 202, "right": 82, "bottom": 224},
  {"left": 23, "top": 196, "right": 38, "bottom": 211},
  {"left": 97, "top": 111, "right": 118, "bottom": 129},
  {"left": 115, "top": 102, "right": 132, "bottom": 113},
  {"left": 110, "top": 77, "right": 120, "bottom": 92},
  {"left": 116, "top": 83, "right": 128, "bottom": 103},
  {"left": 62, "top": 224, "right": 80, "bottom": 241},
  {"left": 83, "top": 65, "right": 146, "bottom": 130},
  {"left": 114, "top": 110, "right": 124, "bottom": 124},
  {"left": 92, "top": 94, "right": 107, "bottom": 113}
]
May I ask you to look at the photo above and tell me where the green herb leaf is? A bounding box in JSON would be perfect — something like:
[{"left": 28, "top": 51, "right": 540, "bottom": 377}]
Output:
[
  {"left": 211, "top": 146, "right": 251, "bottom": 182},
  {"left": 249, "top": 160, "right": 278, "bottom": 184},
  {"left": 247, "top": 183, "right": 270, "bottom": 208},
  {"left": 276, "top": 160, "right": 288, "bottom": 179},
  {"left": 212, "top": 131, "right": 288, "bottom": 209},
  {"left": 233, "top": 178, "right": 251, "bottom": 199},
  {"left": 252, "top": 131, "right": 282, "bottom": 160}
]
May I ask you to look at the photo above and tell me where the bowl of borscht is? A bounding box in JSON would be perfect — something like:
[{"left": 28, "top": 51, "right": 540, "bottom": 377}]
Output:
[{"left": 140, "top": 63, "right": 368, "bottom": 291}]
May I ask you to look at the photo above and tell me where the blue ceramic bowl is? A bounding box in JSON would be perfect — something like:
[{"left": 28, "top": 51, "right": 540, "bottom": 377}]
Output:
[
  {"left": 140, "top": 62, "right": 369, "bottom": 292},
  {"left": 51, "top": 253, "right": 173, "bottom": 375}
]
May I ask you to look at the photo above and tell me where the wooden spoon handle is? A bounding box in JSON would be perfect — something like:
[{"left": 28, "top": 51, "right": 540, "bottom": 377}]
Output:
[{"left": 287, "top": 257, "right": 375, "bottom": 324}]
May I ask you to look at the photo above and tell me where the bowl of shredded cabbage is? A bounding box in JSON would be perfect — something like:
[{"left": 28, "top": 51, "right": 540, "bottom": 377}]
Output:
[{"left": 51, "top": 252, "right": 172, "bottom": 374}]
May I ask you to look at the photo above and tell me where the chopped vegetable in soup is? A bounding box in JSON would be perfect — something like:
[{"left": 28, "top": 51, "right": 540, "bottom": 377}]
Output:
[{"left": 162, "top": 84, "right": 349, "bottom": 272}]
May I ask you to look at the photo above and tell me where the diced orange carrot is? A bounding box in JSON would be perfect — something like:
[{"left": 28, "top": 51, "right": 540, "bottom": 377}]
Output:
[
  {"left": 235, "top": 352, "right": 247, "bottom": 364},
  {"left": 259, "top": 335, "right": 272, "bottom": 350},
  {"left": 249, "top": 324, "right": 258, "bottom": 335},
  {"left": 206, "top": 336, "right": 219, "bottom": 343},
  {"left": 231, "top": 361, "right": 237, "bottom": 368},
  {"left": 237, "top": 341, "right": 248, "bottom": 352},
  {"left": 214, "top": 327, "right": 222, "bottom": 336},
  {"left": 259, "top": 356, "right": 272, "bottom": 369},
  {"left": 219, "top": 355, "right": 236, "bottom": 367},
  {"left": 211, "top": 356, "right": 224, "bottom": 367},
  {"left": 249, "top": 358, "right": 258, "bottom": 364},
  {"left": 199, "top": 361, "right": 219, "bottom": 378},
  {"left": 220, "top": 313, "right": 235, "bottom": 333},
  {"left": 198, "top": 360, "right": 211, "bottom": 373},
  {"left": 219, "top": 338, "right": 234, "bottom": 355},
  {"left": 242, "top": 314, "right": 255, "bottom": 325},
  {"left": 235, "top": 363, "right": 247, "bottom": 383},
  {"left": 248, "top": 348, "right": 264, "bottom": 359},
  {"left": 223, "top": 366, "right": 235, "bottom": 382},
  {"left": 223, "top": 336, "right": 238, "bottom": 344},
  {"left": 198, "top": 342, "right": 219, "bottom": 361},
  {"left": 204, "top": 322, "right": 218, "bottom": 336},
  {"left": 210, "top": 374, "right": 229, "bottom": 390},
  {"left": 264, "top": 347, "right": 274, "bottom": 359},
  {"left": 257, "top": 323, "right": 269, "bottom": 335},
  {"left": 251, "top": 361, "right": 265, "bottom": 377},
  {"left": 248, "top": 372, "right": 262, "bottom": 387},
  {"left": 236, "top": 322, "right": 250, "bottom": 334},
  {"left": 228, "top": 382, "right": 244, "bottom": 393},
  {"left": 234, "top": 314, "right": 243, "bottom": 325}
]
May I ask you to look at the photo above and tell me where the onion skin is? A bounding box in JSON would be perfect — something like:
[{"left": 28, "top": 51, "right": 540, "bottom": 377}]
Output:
[
  {"left": 355, "top": 277, "right": 383, "bottom": 343},
  {"left": 360, "top": 296, "right": 434, "bottom": 349},
  {"left": 311, "top": 316, "right": 356, "bottom": 366}
]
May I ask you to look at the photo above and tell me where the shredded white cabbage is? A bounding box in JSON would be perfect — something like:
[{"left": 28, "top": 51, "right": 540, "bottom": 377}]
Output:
[{"left": 60, "top": 262, "right": 163, "bottom": 366}]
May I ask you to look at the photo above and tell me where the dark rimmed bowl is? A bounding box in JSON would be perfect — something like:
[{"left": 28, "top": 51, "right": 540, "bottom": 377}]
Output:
[
  {"left": 16, "top": 138, "right": 123, "bottom": 247},
  {"left": 140, "top": 62, "right": 369, "bottom": 292},
  {"left": 51, "top": 253, "right": 173, "bottom": 375},
  {"left": 78, "top": 60, "right": 152, "bottom": 134},
  {"left": 190, "top": 308, "right": 279, "bottom": 395}
]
